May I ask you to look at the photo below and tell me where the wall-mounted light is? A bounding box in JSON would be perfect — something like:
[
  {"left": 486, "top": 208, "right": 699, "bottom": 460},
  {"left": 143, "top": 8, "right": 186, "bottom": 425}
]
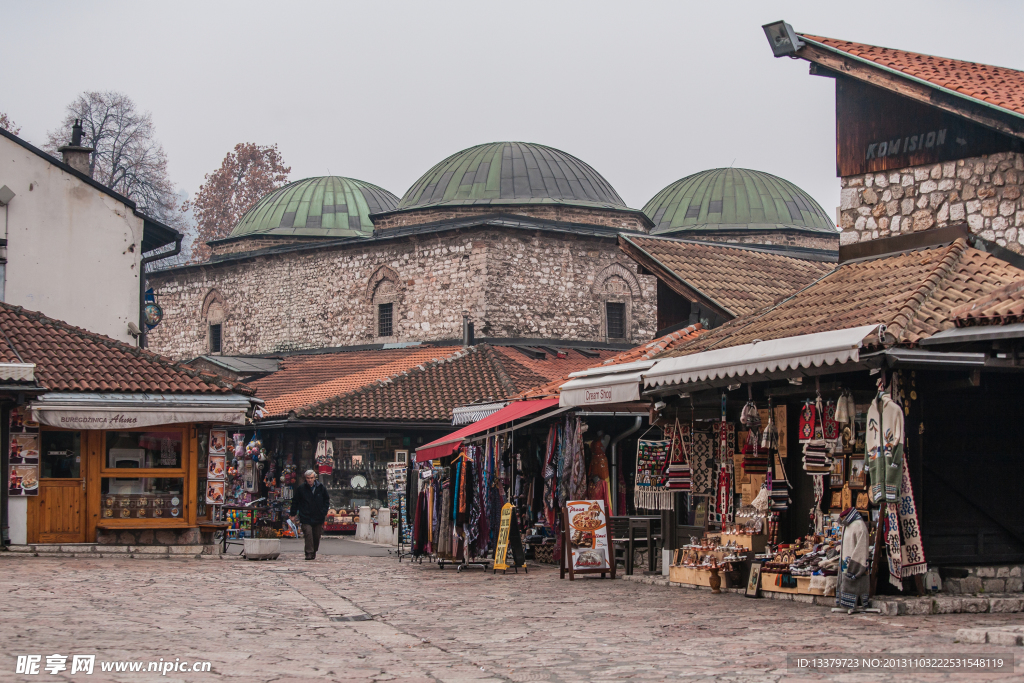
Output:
[{"left": 762, "top": 20, "right": 804, "bottom": 58}]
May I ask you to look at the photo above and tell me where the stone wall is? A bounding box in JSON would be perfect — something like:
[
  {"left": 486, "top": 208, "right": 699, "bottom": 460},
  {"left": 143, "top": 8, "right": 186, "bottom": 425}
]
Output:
[
  {"left": 372, "top": 204, "right": 650, "bottom": 232},
  {"left": 838, "top": 152, "right": 1024, "bottom": 251},
  {"left": 678, "top": 231, "right": 838, "bottom": 252},
  {"left": 209, "top": 235, "right": 329, "bottom": 257},
  {"left": 146, "top": 228, "right": 657, "bottom": 360}
]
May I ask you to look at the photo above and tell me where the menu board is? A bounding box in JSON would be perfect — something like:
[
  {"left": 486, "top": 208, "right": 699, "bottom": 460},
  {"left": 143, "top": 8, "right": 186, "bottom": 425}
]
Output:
[
  {"left": 8, "top": 407, "right": 39, "bottom": 497},
  {"left": 205, "top": 481, "right": 225, "bottom": 505},
  {"left": 564, "top": 499, "right": 610, "bottom": 572}
]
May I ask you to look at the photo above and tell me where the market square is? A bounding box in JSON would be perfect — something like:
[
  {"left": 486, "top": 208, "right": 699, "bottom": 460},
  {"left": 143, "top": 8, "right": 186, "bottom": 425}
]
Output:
[{"left": 2, "top": 2, "right": 1024, "bottom": 681}]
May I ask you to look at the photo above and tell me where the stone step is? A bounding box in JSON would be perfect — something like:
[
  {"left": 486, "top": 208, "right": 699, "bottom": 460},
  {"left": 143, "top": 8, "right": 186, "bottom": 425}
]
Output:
[{"left": 3, "top": 544, "right": 229, "bottom": 559}]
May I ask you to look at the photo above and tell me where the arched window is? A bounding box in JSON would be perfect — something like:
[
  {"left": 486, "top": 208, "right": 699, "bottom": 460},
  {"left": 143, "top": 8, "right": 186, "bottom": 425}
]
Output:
[
  {"left": 367, "top": 266, "right": 400, "bottom": 341},
  {"left": 593, "top": 264, "right": 642, "bottom": 343},
  {"left": 202, "top": 290, "right": 227, "bottom": 354}
]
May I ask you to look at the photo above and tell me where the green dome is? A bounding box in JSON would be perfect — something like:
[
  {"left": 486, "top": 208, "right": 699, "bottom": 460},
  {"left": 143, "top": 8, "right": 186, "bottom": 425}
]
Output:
[
  {"left": 643, "top": 168, "right": 836, "bottom": 236},
  {"left": 397, "top": 142, "right": 627, "bottom": 211},
  {"left": 230, "top": 176, "right": 399, "bottom": 239}
]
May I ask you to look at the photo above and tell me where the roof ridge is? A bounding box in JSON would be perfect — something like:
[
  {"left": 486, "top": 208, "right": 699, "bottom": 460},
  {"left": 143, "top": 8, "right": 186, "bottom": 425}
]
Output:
[
  {"left": 887, "top": 239, "right": 968, "bottom": 341},
  {"left": 481, "top": 344, "right": 520, "bottom": 397},
  {"left": 950, "top": 278, "right": 1024, "bottom": 321}
]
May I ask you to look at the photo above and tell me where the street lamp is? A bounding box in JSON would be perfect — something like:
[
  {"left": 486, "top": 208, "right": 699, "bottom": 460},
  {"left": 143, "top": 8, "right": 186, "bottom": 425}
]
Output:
[{"left": 762, "top": 20, "right": 804, "bottom": 58}]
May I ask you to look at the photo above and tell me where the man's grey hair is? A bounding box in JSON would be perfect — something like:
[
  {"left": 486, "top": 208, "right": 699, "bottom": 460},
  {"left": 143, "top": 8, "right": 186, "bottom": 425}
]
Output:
[{"left": 304, "top": 469, "right": 316, "bottom": 477}]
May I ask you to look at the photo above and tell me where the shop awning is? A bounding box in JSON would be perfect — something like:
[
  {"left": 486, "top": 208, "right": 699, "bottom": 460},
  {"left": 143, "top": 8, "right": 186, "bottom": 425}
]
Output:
[
  {"left": 558, "top": 360, "right": 656, "bottom": 408},
  {"left": 451, "top": 401, "right": 509, "bottom": 425},
  {"left": 643, "top": 324, "right": 881, "bottom": 390},
  {"left": 30, "top": 392, "right": 254, "bottom": 429},
  {"left": 415, "top": 397, "right": 560, "bottom": 462}
]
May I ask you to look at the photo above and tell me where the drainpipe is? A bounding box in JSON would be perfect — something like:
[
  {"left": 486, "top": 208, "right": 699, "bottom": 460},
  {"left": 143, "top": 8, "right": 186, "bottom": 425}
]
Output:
[
  {"left": 139, "top": 234, "right": 182, "bottom": 348},
  {"left": 609, "top": 416, "right": 642, "bottom": 516}
]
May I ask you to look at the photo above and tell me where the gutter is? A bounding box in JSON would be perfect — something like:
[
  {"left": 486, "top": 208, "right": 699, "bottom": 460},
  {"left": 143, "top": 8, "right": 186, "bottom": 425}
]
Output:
[
  {"left": 799, "top": 36, "right": 1024, "bottom": 125},
  {"left": 139, "top": 234, "right": 182, "bottom": 348}
]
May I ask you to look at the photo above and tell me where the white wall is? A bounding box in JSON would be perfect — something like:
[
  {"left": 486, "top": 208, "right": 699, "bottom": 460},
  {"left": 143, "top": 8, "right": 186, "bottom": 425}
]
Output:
[
  {"left": 0, "top": 135, "right": 144, "bottom": 344},
  {"left": 8, "top": 497, "right": 27, "bottom": 545}
]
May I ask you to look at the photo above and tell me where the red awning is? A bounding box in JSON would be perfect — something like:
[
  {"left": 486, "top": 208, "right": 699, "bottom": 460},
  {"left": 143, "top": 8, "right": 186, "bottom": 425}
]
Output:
[{"left": 415, "top": 397, "right": 560, "bottom": 462}]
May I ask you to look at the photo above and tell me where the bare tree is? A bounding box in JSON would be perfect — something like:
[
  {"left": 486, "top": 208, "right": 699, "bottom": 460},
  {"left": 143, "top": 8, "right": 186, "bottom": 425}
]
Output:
[
  {"left": 46, "top": 92, "right": 182, "bottom": 235},
  {"left": 0, "top": 111, "right": 20, "bottom": 135},
  {"left": 185, "top": 143, "right": 290, "bottom": 262}
]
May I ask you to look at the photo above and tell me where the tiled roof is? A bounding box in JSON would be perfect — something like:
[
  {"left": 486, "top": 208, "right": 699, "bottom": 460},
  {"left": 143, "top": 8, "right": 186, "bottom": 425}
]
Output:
[
  {"left": 519, "top": 324, "right": 705, "bottom": 399},
  {"left": 250, "top": 347, "right": 463, "bottom": 416},
  {"left": 950, "top": 280, "right": 1024, "bottom": 327},
  {"left": 800, "top": 34, "right": 1024, "bottom": 118},
  {"left": 620, "top": 235, "right": 835, "bottom": 317},
  {"left": 298, "top": 346, "right": 540, "bottom": 422},
  {"left": 659, "top": 239, "right": 1024, "bottom": 358},
  {"left": 252, "top": 343, "right": 622, "bottom": 421},
  {"left": 0, "top": 303, "right": 244, "bottom": 394}
]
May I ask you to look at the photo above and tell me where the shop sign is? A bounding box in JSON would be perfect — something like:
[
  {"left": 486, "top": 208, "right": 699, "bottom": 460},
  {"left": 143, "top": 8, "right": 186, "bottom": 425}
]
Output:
[
  {"left": 8, "top": 407, "right": 39, "bottom": 497},
  {"left": 583, "top": 387, "right": 614, "bottom": 404},
  {"left": 564, "top": 500, "right": 610, "bottom": 572}
]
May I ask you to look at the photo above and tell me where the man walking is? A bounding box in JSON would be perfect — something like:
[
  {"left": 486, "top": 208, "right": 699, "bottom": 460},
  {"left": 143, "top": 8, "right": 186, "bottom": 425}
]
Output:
[{"left": 290, "top": 470, "right": 330, "bottom": 560}]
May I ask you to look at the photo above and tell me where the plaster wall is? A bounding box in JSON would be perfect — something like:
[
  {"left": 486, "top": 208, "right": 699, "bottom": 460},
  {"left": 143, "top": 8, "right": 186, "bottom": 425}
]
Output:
[
  {"left": 0, "top": 135, "right": 144, "bottom": 343},
  {"left": 8, "top": 497, "right": 27, "bottom": 545},
  {"left": 146, "top": 228, "right": 657, "bottom": 360}
]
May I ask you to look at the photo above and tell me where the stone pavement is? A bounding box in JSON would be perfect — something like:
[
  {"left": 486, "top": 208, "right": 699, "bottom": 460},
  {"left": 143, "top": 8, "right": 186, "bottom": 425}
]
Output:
[{"left": 1, "top": 553, "right": 1022, "bottom": 682}]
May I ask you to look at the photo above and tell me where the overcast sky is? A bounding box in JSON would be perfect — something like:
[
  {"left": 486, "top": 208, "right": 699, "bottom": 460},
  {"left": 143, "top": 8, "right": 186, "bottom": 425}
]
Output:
[{"left": 2, "top": 1, "right": 1021, "bottom": 222}]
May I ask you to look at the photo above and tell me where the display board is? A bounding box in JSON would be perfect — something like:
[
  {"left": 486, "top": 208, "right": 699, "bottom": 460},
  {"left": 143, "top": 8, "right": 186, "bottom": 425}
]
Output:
[
  {"left": 493, "top": 503, "right": 527, "bottom": 573},
  {"left": 560, "top": 500, "right": 614, "bottom": 580},
  {"left": 8, "top": 407, "right": 39, "bottom": 497}
]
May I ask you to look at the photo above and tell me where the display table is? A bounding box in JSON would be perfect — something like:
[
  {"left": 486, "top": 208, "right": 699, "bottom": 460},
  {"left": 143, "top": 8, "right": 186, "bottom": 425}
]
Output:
[
  {"left": 716, "top": 532, "right": 767, "bottom": 553},
  {"left": 760, "top": 572, "right": 826, "bottom": 596}
]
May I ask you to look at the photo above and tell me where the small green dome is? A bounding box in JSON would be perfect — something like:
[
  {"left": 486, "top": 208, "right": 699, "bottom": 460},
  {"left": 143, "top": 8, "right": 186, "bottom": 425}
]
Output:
[
  {"left": 397, "top": 142, "right": 627, "bottom": 211},
  {"left": 230, "top": 176, "right": 399, "bottom": 239},
  {"left": 643, "top": 168, "right": 836, "bottom": 236}
]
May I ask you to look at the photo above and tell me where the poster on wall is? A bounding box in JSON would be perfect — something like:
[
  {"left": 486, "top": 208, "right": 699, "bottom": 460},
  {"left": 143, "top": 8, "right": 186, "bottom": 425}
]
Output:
[
  {"left": 564, "top": 499, "right": 610, "bottom": 572},
  {"left": 209, "top": 430, "right": 227, "bottom": 455},
  {"left": 207, "top": 454, "right": 226, "bottom": 481},
  {"left": 205, "top": 480, "right": 225, "bottom": 505},
  {"left": 8, "top": 406, "right": 39, "bottom": 497}
]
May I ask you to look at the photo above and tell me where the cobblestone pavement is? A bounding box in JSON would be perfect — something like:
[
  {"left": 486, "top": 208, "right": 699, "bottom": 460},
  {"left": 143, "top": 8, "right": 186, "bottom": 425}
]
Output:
[{"left": 1, "top": 553, "right": 1021, "bottom": 682}]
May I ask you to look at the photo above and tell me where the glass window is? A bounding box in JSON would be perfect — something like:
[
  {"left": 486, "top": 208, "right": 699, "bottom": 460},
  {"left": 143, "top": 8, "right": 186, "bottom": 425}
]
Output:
[
  {"left": 606, "top": 302, "right": 625, "bottom": 339},
  {"left": 209, "top": 324, "right": 222, "bottom": 353},
  {"left": 40, "top": 431, "right": 81, "bottom": 478},
  {"left": 106, "top": 431, "right": 183, "bottom": 469},
  {"left": 378, "top": 303, "right": 393, "bottom": 337},
  {"left": 101, "top": 477, "right": 185, "bottom": 520}
]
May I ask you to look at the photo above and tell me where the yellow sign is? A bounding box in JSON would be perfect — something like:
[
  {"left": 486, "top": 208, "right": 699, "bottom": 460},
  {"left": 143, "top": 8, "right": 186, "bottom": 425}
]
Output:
[{"left": 493, "top": 503, "right": 513, "bottom": 571}]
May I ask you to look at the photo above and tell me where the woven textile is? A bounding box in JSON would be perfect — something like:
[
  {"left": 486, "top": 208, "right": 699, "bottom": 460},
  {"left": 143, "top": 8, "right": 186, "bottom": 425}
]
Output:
[
  {"left": 667, "top": 420, "right": 691, "bottom": 490},
  {"left": 888, "top": 450, "right": 927, "bottom": 588},
  {"left": 690, "top": 430, "right": 714, "bottom": 494},
  {"left": 708, "top": 422, "right": 735, "bottom": 524},
  {"left": 634, "top": 439, "right": 673, "bottom": 511}
]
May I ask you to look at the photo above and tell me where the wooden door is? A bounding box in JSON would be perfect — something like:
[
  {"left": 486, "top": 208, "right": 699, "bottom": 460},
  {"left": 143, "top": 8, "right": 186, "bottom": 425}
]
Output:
[{"left": 32, "top": 479, "right": 86, "bottom": 543}]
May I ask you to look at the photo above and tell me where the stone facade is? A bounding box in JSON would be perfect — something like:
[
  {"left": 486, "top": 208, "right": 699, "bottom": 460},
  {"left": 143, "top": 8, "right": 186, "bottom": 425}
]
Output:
[
  {"left": 208, "top": 235, "right": 328, "bottom": 257},
  {"left": 677, "top": 231, "right": 838, "bottom": 252},
  {"left": 838, "top": 152, "right": 1024, "bottom": 252},
  {"left": 147, "top": 227, "right": 657, "bottom": 360},
  {"left": 373, "top": 204, "right": 649, "bottom": 232}
]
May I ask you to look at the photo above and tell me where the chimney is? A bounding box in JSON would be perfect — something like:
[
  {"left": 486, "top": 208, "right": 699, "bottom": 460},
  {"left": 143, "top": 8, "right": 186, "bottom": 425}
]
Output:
[
  {"left": 462, "top": 311, "right": 475, "bottom": 347},
  {"left": 58, "top": 119, "right": 94, "bottom": 177}
]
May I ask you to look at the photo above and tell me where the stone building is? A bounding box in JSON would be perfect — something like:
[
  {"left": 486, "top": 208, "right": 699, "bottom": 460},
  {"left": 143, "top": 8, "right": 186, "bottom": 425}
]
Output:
[
  {"left": 147, "top": 143, "right": 838, "bottom": 361},
  {"left": 778, "top": 29, "right": 1024, "bottom": 251}
]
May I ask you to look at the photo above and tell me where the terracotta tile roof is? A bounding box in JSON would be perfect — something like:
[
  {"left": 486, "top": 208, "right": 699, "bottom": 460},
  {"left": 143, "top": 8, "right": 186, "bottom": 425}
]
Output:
[
  {"left": 659, "top": 239, "right": 1024, "bottom": 358},
  {"left": 950, "top": 280, "right": 1024, "bottom": 327},
  {"left": 491, "top": 346, "right": 623, "bottom": 389},
  {"left": 519, "top": 324, "right": 705, "bottom": 399},
  {"left": 0, "top": 302, "right": 244, "bottom": 394},
  {"left": 622, "top": 235, "right": 835, "bottom": 317},
  {"left": 298, "top": 346, "right": 528, "bottom": 422},
  {"left": 801, "top": 34, "right": 1024, "bottom": 118},
  {"left": 250, "top": 346, "right": 463, "bottom": 416}
]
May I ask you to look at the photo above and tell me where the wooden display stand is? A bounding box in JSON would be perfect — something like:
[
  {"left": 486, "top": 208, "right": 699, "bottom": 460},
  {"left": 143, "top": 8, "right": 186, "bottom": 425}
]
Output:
[
  {"left": 759, "top": 572, "right": 826, "bottom": 596},
  {"left": 668, "top": 564, "right": 737, "bottom": 588},
  {"left": 717, "top": 532, "right": 767, "bottom": 553}
]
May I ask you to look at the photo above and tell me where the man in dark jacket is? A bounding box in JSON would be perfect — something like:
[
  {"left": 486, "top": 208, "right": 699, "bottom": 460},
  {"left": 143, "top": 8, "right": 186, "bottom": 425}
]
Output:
[{"left": 289, "top": 470, "right": 331, "bottom": 560}]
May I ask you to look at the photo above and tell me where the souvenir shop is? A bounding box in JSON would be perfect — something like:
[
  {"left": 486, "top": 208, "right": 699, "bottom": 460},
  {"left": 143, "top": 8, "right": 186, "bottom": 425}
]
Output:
[{"left": 407, "top": 398, "right": 650, "bottom": 570}]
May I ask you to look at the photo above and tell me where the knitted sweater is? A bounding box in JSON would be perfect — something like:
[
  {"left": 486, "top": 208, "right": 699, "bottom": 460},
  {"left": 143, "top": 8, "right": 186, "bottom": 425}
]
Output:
[
  {"left": 840, "top": 511, "right": 869, "bottom": 578},
  {"left": 866, "top": 394, "right": 904, "bottom": 503}
]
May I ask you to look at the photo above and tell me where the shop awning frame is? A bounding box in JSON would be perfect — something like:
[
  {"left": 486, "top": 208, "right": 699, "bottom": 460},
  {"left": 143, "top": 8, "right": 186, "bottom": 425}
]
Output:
[
  {"left": 451, "top": 401, "right": 509, "bottom": 425},
  {"left": 30, "top": 392, "right": 256, "bottom": 429},
  {"left": 643, "top": 324, "right": 881, "bottom": 392},
  {"left": 558, "top": 360, "right": 656, "bottom": 408},
  {"left": 415, "top": 397, "right": 560, "bottom": 462}
]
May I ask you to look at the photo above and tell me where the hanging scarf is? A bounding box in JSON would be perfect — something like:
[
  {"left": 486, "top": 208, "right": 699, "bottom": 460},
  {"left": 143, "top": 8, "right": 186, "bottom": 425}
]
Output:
[
  {"left": 467, "top": 447, "right": 483, "bottom": 554},
  {"left": 708, "top": 422, "right": 735, "bottom": 523},
  {"left": 822, "top": 400, "right": 839, "bottom": 442},
  {"left": 634, "top": 438, "right": 672, "bottom": 511},
  {"left": 799, "top": 401, "right": 817, "bottom": 443},
  {"left": 887, "top": 450, "right": 927, "bottom": 588},
  {"left": 567, "top": 417, "right": 587, "bottom": 501},
  {"left": 542, "top": 423, "right": 558, "bottom": 527},
  {"left": 690, "top": 429, "right": 714, "bottom": 494},
  {"left": 666, "top": 420, "right": 691, "bottom": 490},
  {"left": 812, "top": 474, "right": 824, "bottom": 534}
]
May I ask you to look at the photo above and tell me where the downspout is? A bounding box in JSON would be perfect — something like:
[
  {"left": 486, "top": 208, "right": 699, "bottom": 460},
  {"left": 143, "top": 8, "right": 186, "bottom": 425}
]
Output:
[
  {"left": 609, "top": 416, "right": 642, "bottom": 516},
  {"left": 139, "top": 234, "right": 182, "bottom": 348}
]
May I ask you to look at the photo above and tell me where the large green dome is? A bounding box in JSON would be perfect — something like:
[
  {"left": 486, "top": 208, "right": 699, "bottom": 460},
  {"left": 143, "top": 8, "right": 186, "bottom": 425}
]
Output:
[
  {"left": 643, "top": 168, "right": 836, "bottom": 236},
  {"left": 396, "top": 142, "right": 627, "bottom": 211},
  {"left": 230, "top": 176, "right": 399, "bottom": 239}
]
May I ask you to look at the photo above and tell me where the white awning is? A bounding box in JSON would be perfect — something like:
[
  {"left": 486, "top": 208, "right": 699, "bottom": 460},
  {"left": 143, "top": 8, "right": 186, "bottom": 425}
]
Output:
[
  {"left": 0, "top": 363, "right": 35, "bottom": 382},
  {"left": 451, "top": 401, "right": 509, "bottom": 425},
  {"left": 643, "top": 324, "right": 881, "bottom": 390},
  {"left": 30, "top": 392, "right": 253, "bottom": 429},
  {"left": 558, "top": 360, "right": 656, "bottom": 408}
]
